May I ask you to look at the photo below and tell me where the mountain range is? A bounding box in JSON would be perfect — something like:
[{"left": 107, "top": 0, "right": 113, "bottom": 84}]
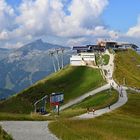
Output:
[{"left": 0, "top": 39, "right": 72, "bottom": 99}]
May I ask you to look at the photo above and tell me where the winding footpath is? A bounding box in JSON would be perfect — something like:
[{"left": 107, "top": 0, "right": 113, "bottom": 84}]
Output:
[
  {"left": 76, "top": 86, "right": 128, "bottom": 119},
  {"left": 76, "top": 50, "right": 128, "bottom": 119}
]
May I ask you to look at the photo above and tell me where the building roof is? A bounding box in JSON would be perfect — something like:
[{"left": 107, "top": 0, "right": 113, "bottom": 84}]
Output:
[{"left": 73, "top": 46, "right": 89, "bottom": 50}]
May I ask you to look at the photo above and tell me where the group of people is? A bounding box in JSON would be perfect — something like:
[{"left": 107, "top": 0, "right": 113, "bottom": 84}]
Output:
[
  {"left": 87, "top": 107, "right": 95, "bottom": 115},
  {"left": 117, "top": 85, "right": 123, "bottom": 97},
  {"left": 87, "top": 105, "right": 111, "bottom": 115}
]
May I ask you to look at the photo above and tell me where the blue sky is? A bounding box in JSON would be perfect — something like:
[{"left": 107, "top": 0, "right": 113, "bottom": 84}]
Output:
[
  {"left": 6, "top": 0, "right": 21, "bottom": 7},
  {"left": 103, "top": 0, "right": 140, "bottom": 32},
  {"left": 1, "top": 0, "right": 140, "bottom": 48}
]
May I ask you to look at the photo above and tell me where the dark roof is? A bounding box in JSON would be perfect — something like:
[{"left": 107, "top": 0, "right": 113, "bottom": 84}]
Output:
[
  {"left": 118, "top": 44, "right": 139, "bottom": 49},
  {"left": 73, "top": 46, "right": 89, "bottom": 50},
  {"left": 130, "top": 44, "right": 139, "bottom": 49},
  {"left": 87, "top": 45, "right": 98, "bottom": 47}
]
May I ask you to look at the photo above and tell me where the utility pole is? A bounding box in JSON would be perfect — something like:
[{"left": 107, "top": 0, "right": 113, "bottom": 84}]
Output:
[
  {"left": 49, "top": 51, "right": 57, "bottom": 72},
  {"left": 55, "top": 49, "right": 61, "bottom": 71},
  {"left": 60, "top": 48, "right": 64, "bottom": 69}
]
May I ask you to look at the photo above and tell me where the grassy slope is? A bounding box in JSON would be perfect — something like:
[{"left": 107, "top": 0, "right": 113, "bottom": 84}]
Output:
[
  {"left": 0, "top": 126, "right": 13, "bottom": 140},
  {"left": 95, "top": 54, "right": 110, "bottom": 66},
  {"left": 113, "top": 49, "right": 140, "bottom": 88},
  {"left": 0, "top": 112, "right": 54, "bottom": 121},
  {"left": 0, "top": 66, "right": 106, "bottom": 114},
  {"left": 59, "top": 89, "right": 118, "bottom": 118},
  {"left": 102, "top": 54, "right": 110, "bottom": 65},
  {"left": 49, "top": 91, "right": 140, "bottom": 140},
  {"left": 72, "top": 89, "right": 118, "bottom": 109}
]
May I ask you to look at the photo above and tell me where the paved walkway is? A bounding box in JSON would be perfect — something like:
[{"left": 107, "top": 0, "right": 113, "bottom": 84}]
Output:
[
  {"left": 0, "top": 121, "right": 58, "bottom": 140},
  {"left": 76, "top": 86, "right": 128, "bottom": 119},
  {"left": 128, "top": 87, "right": 140, "bottom": 93}
]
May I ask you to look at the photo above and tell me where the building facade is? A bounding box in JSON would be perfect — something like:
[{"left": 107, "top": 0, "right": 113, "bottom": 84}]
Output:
[
  {"left": 70, "top": 53, "right": 96, "bottom": 66},
  {"left": 70, "top": 40, "right": 138, "bottom": 66}
]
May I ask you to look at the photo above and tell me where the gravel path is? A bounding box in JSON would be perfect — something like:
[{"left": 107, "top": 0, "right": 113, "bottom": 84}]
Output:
[
  {"left": 76, "top": 86, "right": 128, "bottom": 119},
  {"left": 127, "top": 87, "right": 140, "bottom": 93},
  {"left": 0, "top": 121, "right": 58, "bottom": 140}
]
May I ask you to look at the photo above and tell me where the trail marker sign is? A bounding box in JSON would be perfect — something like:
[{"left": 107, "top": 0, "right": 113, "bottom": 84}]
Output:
[
  {"left": 50, "top": 92, "right": 64, "bottom": 106},
  {"left": 50, "top": 92, "right": 64, "bottom": 115}
]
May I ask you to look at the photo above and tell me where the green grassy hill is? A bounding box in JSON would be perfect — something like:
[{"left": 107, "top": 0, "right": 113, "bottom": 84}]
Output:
[
  {"left": 0, "top": 66, "right": 106, "bottom": 114},
  {"left": 49, "top": 91, "right": 140, "bottom": 140},
  {"left": 113, "top": 49, "right": 140, "bottom": 88}
]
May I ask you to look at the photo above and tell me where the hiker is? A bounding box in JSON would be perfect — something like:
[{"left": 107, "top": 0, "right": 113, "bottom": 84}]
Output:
[
  {"left": 112, "top": 82, "right": 114, "bottom": 86},
  {"left": 120, "top": 91, "right": 123, "bottom": 97},
  {"left": 120, "top": 87, "right": 123, "bottom": 97},
  {"left": 108, "top": 104, "right": 111, "bottom": 109},
  {"left": 87, "top": 107, "right": 89, "bottom": 114},
  {"left": 92, "top": 107, "right": 95, "bottom": 115},
  {"left": 121, "top": 90, "right": 123, "bottom": 97}
]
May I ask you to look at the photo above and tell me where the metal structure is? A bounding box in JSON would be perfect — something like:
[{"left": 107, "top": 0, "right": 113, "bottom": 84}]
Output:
[
  {"left": 34, "top": 95, "right": 48, "bottom": 113},
  {"left": 49, "top": 48, "right": 65, "bottom": 72},
  {"left": 60, "top": 48, "right": 64, "bottom": 69},
  {"left": 55, "top": 49, "right": 61, "bottom": 71},
  {"left": 49, "top": 51, "right": 57, "bottom": 72}
]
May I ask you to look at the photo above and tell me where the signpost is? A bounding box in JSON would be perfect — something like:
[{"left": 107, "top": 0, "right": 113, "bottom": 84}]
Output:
[{"left": 50, "top": 92, "right": 64, "bottom": 115}]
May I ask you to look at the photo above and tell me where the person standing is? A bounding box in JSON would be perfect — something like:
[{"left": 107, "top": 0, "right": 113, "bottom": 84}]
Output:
[
  {"left": 108, "top": 104, "right": 111, "bottom": 109},
  {"left": 92, "top": 107, "right": 95, "bottom": 115},
  {"left": 87, "top": 107, "right": 89, "bottom": 114}
]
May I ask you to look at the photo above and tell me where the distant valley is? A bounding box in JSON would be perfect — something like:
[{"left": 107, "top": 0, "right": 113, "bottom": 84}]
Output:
[{"left": 0, "top": 39, "right": 72, "bottom": 99}]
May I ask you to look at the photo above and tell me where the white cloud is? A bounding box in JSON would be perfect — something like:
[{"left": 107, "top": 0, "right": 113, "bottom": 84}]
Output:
[
  {"left": 0, "top": 0, "right": 15, "bottom": 31},
  {"left": 16, "top": 0, "right": 51, "bottom": 36},
  {"left": 50, "top": 0, "right": 109, "bottom": 37},
  {"left": 1, "top": 0, "right": 123, "bottom": 48},
  {"left": 127, "top": 15, "right": 140, "bottom": 38},
  {"left": 0, "top": 30, "right": 9, "bottom": 40},
  {"left": 67, "top": 37, "right": 88, "bottom": 46},
  {"left": 15, "top": 0, "right": 109, "bottom": 38}
]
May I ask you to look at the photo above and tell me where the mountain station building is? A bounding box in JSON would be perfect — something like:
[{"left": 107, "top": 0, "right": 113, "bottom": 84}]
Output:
[{"left": 70, "top": 40, "right": 138, "bottom": 66}]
